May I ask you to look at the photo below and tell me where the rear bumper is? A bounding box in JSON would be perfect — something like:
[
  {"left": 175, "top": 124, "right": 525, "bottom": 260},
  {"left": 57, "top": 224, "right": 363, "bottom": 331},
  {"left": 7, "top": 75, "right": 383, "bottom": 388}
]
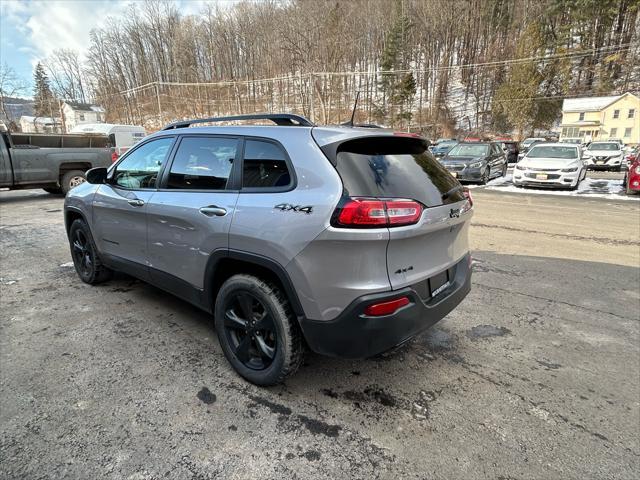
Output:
[{"left": 299, "top": 254, "right": 472, "bottom": 358}]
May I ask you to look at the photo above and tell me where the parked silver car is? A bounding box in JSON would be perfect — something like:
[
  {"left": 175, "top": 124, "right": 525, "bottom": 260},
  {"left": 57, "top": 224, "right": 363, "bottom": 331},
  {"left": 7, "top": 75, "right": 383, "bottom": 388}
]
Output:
[{"left": 64, "top": 114, "right": 473, "bottom": 385}]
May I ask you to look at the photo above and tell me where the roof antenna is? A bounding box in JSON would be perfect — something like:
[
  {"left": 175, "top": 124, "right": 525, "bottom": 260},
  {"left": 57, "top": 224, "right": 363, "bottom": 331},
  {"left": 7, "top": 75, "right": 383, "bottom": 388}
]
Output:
[{"left": 345, "top": 91, "right": 360, "bottom": 127}]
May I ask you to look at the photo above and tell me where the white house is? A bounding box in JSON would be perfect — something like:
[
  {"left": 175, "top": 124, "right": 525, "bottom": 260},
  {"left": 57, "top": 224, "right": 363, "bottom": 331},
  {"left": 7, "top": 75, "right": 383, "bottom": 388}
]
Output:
[
  {"left": 19, "top": 115, "right": 63, "bottom": 134},
  {"left": 62, "top": 101, "right": 106, "bottom": 132}
]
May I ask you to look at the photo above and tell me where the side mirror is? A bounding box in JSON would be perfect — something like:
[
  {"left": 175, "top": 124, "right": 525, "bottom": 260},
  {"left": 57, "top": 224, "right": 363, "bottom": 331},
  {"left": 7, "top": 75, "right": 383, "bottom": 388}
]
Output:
[{"left": 86, "top": 167, "right": 108, "bottom": 184}]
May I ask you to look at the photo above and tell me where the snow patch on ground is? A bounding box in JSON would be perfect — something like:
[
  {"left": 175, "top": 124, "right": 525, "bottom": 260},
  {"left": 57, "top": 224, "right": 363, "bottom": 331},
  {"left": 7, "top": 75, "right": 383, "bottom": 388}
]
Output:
[{"left": 467, "top": 174, "right": 640, "bottom": 201}]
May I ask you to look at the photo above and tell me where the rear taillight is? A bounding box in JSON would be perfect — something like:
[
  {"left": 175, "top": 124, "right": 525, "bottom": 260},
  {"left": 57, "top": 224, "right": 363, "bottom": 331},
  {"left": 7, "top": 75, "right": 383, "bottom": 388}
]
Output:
[
  {"left": 111, "top": 152, "right": 119, "bottom": 163},
  {"left": 333, "top": 197, "right": 423, "bottom": 228},
  {"left": 364, "top": 296, "right": 410, "bottom": 316}
]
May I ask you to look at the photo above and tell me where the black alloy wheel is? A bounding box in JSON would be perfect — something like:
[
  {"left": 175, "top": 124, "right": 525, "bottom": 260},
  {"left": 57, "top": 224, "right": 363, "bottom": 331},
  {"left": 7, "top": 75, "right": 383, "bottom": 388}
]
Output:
[
  {"left": 222, "top": 291, "right": 277, "bottom": 370},
  {"left": 68, "top": 219, "right": 112, "bottom": 284},
  {"left": 72, "top": 228, "right": 94, "bottom": 278},
  {"left": 480, "top": 167, "right": 490, "bottom": 185}
]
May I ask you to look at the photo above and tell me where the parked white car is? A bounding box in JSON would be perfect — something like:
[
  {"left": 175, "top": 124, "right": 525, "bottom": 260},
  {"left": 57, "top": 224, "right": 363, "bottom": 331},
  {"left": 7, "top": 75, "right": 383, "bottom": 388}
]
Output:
[
  {"left": 582, "top": 141, "right": 625, "bottom": 171},
  {"left": 513, "top": 143, "right": 587, "bottom": 190}
]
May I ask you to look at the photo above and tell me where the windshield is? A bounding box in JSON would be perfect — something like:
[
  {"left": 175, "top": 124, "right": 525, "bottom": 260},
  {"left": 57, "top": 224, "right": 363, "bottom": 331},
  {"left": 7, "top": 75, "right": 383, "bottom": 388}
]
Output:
[
  {"left": 588, "top": 142, "right": 619, "bottom": 151},
  {"left": 527, "top": 145, "right": 578, "bottom": 159},
  {"left": 447, "top": 144, "right": 488, "bottom": 157}
]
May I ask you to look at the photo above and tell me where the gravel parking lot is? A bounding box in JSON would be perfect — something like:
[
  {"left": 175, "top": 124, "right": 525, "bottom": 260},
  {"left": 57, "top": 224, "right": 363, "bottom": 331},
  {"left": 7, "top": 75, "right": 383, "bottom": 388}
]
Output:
[{"left": 1, "top": 188, "right": 639, "bottom": 479}]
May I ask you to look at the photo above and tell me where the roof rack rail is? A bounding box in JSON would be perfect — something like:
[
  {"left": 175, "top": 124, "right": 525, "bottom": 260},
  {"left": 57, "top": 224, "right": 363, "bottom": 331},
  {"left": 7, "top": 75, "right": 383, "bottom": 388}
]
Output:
[{"left": 162, "top": 113, "right": 315, "bottom": 130}]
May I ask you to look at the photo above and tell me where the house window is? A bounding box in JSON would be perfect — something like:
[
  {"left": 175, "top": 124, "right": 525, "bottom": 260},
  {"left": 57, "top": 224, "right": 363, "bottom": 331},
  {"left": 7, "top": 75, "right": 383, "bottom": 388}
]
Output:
[
  {"left": 613, "top": 109, "right": 620, "bottom": 119},
  {"left": 578, "top": 112, "right": 585, "bottom": 121},
  {"left": 624, "top": 128, "right": 632, "bottom": 138},
  {"left": 79, "top": 113, "right": 85, "bottom": 121},
  {"left": 629, "top": 109, "right": 636, "bottom": 119},
  {"left": 610, "top": 128, "right": 617, "bottom": 137}
]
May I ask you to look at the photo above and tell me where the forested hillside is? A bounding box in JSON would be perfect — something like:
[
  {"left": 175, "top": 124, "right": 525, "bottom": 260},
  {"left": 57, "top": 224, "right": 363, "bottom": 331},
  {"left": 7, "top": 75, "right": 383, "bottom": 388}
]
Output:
[{"left": 43, "top": 0, "right": 640, "bottom": 134}]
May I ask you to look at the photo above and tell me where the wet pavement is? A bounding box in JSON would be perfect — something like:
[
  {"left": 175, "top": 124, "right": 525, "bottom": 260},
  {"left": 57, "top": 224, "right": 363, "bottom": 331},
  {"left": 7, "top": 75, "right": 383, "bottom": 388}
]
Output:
[{"left": 1, "top": 189, "right": 639, "bottom": 479}]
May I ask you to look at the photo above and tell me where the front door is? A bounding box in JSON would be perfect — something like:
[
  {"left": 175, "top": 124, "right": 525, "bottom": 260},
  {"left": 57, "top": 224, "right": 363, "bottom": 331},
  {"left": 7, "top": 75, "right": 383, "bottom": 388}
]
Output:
[
  {"left": 91, "top": 136, "right": 175, "bottom": 276},
  {"left": 146, "top": 135, "right": 240, "bottom": 289}
]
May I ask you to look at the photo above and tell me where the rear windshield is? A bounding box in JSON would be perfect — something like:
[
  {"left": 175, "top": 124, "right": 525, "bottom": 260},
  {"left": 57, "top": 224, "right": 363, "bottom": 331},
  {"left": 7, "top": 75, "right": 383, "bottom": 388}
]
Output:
[{"left": 332, "top": 137, "right": 464, "bottom": 207}]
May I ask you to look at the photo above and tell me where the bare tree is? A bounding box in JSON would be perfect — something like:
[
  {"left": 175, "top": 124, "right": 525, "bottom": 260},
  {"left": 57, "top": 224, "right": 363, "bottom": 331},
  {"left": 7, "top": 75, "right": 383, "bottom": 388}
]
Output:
[{"left": 0, "top": 64, "right": 29, "bottom": 124}]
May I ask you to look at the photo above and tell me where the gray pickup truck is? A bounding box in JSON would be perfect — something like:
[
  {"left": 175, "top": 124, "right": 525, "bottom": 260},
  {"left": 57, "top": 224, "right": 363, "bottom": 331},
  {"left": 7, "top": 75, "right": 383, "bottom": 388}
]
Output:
[{"left": 0, "top": 130, "right": 112, "bottom": 195}]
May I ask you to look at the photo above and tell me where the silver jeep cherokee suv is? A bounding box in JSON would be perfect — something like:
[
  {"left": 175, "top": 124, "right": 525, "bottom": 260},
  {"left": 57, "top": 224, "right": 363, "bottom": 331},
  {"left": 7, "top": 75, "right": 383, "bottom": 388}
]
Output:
[{"left": 64, "top": 114, "right": 473, "bottom": 385}]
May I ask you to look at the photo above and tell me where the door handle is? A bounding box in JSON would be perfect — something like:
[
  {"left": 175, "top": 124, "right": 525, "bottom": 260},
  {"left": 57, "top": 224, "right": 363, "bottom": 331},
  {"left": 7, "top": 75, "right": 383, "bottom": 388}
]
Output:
[
  {"left": 127, "top": 199, "right": 145, "bottom": 207},
  {"left": 199, "top": 206, "right": 227, "bottom": 217}
]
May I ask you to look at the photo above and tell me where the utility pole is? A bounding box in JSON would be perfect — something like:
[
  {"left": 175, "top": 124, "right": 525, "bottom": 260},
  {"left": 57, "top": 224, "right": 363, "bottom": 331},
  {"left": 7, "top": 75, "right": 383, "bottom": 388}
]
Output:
[
  {"left": 155, "top": 82, "right": 163, "bottom": 126},
  {"left": 309, "top": 74, "right": 315, "bottom": 123}
]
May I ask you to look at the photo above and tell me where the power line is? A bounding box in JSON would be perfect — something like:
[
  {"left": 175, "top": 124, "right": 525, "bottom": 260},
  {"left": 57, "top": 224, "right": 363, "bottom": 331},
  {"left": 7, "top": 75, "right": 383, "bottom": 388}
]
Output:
[{"left": 94, "top": 44, "right": 634, "bottom": 100}]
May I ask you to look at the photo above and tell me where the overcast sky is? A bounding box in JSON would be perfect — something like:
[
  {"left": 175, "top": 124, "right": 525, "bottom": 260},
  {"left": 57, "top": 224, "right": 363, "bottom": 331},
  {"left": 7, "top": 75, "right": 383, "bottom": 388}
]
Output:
[{"left": 0, "top": 0, "right": 243, "bottom": 94}]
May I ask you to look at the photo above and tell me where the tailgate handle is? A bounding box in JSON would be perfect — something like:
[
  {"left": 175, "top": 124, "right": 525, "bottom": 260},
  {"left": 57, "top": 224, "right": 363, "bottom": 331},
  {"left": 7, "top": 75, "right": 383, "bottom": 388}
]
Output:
[{"left": 199, "top": 206, "right": 227, "bottom": 217}]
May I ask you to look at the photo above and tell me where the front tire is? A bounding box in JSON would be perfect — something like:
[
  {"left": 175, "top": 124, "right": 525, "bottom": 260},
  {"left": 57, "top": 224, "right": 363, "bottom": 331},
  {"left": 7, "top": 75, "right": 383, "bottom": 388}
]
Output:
[
  {"left": 61, "top": 170, "right": 86, "bottom": 195},
  {"left": 214, "top": 274, "right": 303, "bottom": 386},
  {"left": 480, "top": 167, "right": 490, "bottom": 185},
  {"left": 68, "top": 219, "right": 112, "bottom": 284}
]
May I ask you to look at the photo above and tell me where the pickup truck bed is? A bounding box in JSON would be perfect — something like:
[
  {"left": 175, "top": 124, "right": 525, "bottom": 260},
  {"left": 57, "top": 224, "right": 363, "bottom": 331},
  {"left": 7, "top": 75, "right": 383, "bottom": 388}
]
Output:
[{"left": 0, "top": 131, "right": 112, "bottom": 194}]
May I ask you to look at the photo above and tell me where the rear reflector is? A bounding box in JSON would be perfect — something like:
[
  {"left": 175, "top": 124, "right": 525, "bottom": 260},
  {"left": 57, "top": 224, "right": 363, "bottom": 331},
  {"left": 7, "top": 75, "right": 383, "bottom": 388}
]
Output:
[
  {"left": 364, "top": 297, "right": 410, "bottom": 316},
  {"left": 334, "top": 197, "right": 423, "bottom": 228}
]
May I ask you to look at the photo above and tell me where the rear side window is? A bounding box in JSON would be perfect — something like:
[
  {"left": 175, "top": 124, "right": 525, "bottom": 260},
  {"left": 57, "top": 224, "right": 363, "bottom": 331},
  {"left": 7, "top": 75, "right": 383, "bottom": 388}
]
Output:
[
  {"left": 242, "top": 139, "right": 291, "bottom": 189},
  {"left": 167, "top": 136, "right": 237, "bottom": 190},
  {"left": 333, "top": 137, "right": 464, "bottom": 207}
]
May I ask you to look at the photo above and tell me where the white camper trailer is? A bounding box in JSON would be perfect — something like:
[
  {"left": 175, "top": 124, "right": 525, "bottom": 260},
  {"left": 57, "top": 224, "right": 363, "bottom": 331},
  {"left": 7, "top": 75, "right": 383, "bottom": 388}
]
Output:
[{"left": 70, "top": 123, "right": 146, "bottom": 154}]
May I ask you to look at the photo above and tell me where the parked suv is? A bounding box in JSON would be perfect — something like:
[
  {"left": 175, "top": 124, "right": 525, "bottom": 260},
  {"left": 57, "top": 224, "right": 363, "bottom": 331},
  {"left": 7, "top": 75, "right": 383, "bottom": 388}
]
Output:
[{"left": 64, "top": 114, "right": 473, "bottom": 385}]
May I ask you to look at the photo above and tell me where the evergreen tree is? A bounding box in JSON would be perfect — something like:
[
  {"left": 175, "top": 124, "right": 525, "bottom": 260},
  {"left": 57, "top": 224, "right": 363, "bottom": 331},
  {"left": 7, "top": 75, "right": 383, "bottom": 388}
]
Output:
[
  {"left": 33, "top": 62, "right": 55, "bottom": 118},
  {"left": 378, "top": 1, "right": 413, "bottom": 126}
]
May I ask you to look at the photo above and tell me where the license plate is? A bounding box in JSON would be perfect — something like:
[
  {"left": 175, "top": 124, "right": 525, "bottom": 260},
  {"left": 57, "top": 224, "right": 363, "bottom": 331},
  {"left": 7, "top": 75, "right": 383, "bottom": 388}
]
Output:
[
  {"left": 430, "top": 270, "right": 449, "bottom": 297},
  {"left": 597, "top": 161, "right": 605, "bottom": 165},
  {"left": 536, "top": 174, "right": 548, "bottom": 180},
  {"left": 451, "top": 172, "right": 458, "bottom": 178}
]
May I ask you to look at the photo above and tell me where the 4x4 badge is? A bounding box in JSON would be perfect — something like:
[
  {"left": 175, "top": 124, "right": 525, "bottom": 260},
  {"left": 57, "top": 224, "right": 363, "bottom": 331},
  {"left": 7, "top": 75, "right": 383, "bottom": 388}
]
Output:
[
  {"left": 449, "top": 208, "right": 460, "bottom": 218},
  {"left": 274, "top": 203, "right": 313, "bottom": 214}
]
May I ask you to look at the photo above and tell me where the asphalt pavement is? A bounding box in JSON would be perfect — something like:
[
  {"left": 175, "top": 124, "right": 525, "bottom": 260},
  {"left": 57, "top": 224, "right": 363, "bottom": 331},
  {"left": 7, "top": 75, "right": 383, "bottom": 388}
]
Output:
[{"left": 1, "top": 188, "right": 639, "bottom": 479}]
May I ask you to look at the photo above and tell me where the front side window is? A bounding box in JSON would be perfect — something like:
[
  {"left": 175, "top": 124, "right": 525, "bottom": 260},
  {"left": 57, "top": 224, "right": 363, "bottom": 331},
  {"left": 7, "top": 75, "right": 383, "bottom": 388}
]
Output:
[
  {"left": 167, "top": 136, "right": 237, "bottom": 190},
  {"left": 113, "top": 136, "right": 173, "bottom": 189},
  {"left": 242, "top": 139, "right": 291, "bottom": 189},
  {"left": 628, "top": 109, "right": 635, "bottom": 119}
]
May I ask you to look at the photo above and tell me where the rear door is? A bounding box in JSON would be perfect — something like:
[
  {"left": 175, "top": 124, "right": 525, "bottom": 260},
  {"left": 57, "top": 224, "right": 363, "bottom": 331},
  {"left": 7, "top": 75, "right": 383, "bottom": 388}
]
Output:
[
  {"left": 146, "top": 135, "right": 240, "bottom": 289},
  {"left": 333, "top": 136, "right": 472, "bottom": 290}
]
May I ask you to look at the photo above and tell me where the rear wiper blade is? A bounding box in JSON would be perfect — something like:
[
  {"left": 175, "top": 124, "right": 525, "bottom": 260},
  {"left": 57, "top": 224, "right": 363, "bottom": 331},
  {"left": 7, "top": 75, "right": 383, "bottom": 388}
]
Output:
[{"left": 442, "top": 185, "right": 463, "bottom": 200}]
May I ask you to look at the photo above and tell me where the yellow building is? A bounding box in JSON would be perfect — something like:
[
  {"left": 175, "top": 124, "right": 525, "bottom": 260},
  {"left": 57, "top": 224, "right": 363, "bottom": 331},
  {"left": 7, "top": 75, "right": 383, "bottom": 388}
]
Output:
[{"left": 560, "top": 92, "right": 639, "bottom": 146}]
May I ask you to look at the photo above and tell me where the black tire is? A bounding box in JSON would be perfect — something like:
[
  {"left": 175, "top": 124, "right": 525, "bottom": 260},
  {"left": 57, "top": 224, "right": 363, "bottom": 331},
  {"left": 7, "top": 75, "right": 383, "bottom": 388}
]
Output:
[
  {"left": 480, "top": 167, "right": 490, "bottom": 185},
  {"left": 61, "top": 170, "right": 86, "bottom": 195},
  {"left": 214, "top": 274, "right": 303, "bottom": 386},
  {"left": 42, "top": 187, "right": 63, "bottom": 194},
  {"left": 68, "top": 219, "right": 112, "bottom": 284}
]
